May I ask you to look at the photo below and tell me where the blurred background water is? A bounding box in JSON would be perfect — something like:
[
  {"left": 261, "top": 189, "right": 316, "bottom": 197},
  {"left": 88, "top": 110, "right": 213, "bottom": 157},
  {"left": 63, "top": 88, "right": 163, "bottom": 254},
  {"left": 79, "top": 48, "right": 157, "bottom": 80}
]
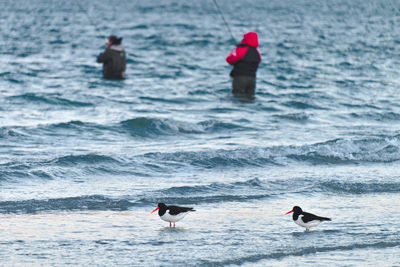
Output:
[{"left": 1, "top": 0, "right": 400, "bottom": 265}]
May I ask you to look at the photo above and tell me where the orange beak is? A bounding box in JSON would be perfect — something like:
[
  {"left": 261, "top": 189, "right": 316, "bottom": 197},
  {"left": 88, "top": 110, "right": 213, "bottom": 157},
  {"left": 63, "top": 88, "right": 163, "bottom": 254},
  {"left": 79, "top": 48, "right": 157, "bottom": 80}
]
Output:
[
  {"left": 151, "top": 207, "right": 159, "bottom": 214},
  {"left": 285, "top": 210, "right": 293, "bottom": 215}
]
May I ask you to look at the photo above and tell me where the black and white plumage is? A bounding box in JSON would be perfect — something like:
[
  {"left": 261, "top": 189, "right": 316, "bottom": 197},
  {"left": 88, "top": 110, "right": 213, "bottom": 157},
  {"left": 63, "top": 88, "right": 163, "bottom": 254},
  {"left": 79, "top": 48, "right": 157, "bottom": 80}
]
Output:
[
  {"left": 151, "top": 203, "right": 195, "bottom": 227},
  {"left": 285, "top": 206, "right": 331, "bottom": 231}
]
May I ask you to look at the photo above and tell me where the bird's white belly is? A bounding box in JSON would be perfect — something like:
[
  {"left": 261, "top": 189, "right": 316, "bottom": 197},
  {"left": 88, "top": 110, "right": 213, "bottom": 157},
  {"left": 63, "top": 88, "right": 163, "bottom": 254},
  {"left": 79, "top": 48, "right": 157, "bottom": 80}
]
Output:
[
  {"left": 295, "top": 216, "right": 321, "bottom": 228},
  {"left": 160, "top": 212, "right": 188, "bottom": 223}
]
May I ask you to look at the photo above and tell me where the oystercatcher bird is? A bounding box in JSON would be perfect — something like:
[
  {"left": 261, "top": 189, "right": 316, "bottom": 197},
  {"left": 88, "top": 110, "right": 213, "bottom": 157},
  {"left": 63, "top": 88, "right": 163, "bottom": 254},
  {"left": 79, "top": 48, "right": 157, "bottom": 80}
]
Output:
[
  {"left": 285, "top": 206, "right": 331, "bottom": 231},
  {"left": 151, "top": 203, "right": 195, "bottom": 227}
]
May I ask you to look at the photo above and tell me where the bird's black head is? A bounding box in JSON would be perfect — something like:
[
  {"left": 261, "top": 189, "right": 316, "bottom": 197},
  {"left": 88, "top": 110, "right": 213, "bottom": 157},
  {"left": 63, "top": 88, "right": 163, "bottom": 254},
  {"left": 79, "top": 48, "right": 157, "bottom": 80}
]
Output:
[
  {"left": 158, "top": 203, "right": 167, "bottom": 209},
  {"left": 152, "top": 203, "right": 168, "bottom": 215},
  {"left": 285, "top": 206, "right": 303, "bottom": 215},
  {"left": 292, "top": 206, "right": 302, "bottom": 214}
]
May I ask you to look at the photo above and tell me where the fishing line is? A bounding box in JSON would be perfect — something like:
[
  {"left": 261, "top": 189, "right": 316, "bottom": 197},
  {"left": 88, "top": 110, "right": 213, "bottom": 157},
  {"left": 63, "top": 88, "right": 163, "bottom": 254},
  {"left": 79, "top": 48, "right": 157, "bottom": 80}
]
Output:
[
  {"left": 211, "top": 0, "right": 237, "bottom": 45},
  {"left": 74, "top": 0, "right": 105, "bottom": 38}
]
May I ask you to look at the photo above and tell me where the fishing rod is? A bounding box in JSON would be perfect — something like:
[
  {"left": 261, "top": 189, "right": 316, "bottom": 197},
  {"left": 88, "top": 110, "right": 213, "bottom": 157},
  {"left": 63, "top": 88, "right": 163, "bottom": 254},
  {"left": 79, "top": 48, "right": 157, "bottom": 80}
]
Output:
[
  {"left": 74, "top": 0, "right": 105, "bottom": 38},
  {"left": 211, "top": 0, "right": 238, "bottom": 46}
]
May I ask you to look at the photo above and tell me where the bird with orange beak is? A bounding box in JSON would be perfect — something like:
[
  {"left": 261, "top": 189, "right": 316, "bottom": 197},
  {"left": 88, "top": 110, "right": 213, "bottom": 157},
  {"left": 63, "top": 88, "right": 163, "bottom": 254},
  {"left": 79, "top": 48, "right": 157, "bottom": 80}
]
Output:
[
  {"left": 152, "top": 203, "right": 195, "bottom": 227},
  {"left": 285, "top": 206, "right": 331, "bottom": 231}
]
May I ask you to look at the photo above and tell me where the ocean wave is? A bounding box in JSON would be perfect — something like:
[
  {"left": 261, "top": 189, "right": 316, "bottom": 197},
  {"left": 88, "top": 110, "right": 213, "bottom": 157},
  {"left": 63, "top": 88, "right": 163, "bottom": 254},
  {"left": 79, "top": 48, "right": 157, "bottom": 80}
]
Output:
[
  {"left": 274, "top": 112, "right": 310, "bottom": 122},
  {"left": 282, "top": 100, "right": 326, "bottom": 110},
  {"left": 52, "top": 154, "right": 121, "bottom": 166},
  {"left": 145, "top": 179, "right": 324, "bottom": 205},
  {"left": 0, "top": 169, "right": 53, "bottom": 182},
  {"left": 6, "top": 93, "right": 93, "bottom": 107},
  {"left": 0, "top": 153, "right": 123, "bottom": 180},
  {"left": 320, "top": 181, "right": 400, "bottom": 194},
  {"left": 47, "top": 120, "right": 87, "bottom": 129},
  {"left": 142, "top": 177, "right": 400, "bottom": 206},
  {"left": 350, "top": 111, "right": 400, "bottom": 122},
  {"left": 145, "top": 136, "right": 400, "bottom": 167},
  {"left": 120, "top": 117, "right": 246, "bottom": 137},
  {"left": 203, "top": 241, "right": 400, "bottom": 266},
  {"left": 0, "top": 127, "right": 27, "bottom": 138},
  {"left": 0, "top": 170, "right": 34, "bottom": 182},
  {"left": 1, "top": 177, "right": 398, "bottom": 214},
  {"left": 2, "top": 118, "right": 246, "bottom": 141},
  {"left": 145, "top": 149, "right": 275, "bottom": 168},
  {"left": 42, "top": 120, "right": 116, "bottom": 136},
  {"left": 0, "top": 178, "right": 270, "bottom": 212},
  {"left": 140, "top": 178, "right": 270, "bottom": 204},
  {"left": 139, "top": 194, "right": 269, "bottom": 206},
  {"left": 0, "top": 195, "right": 135, "bottom": 214},
  {"left": 0, "top": 121, "right": 117, "bottom": 144}
]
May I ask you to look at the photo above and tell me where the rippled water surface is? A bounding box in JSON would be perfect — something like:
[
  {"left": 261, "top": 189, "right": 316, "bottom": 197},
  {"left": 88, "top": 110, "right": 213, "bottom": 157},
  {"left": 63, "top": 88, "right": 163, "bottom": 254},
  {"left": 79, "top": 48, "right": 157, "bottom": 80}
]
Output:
[{"left": 1, "top": 0, "right": 400, "bottom": 266}]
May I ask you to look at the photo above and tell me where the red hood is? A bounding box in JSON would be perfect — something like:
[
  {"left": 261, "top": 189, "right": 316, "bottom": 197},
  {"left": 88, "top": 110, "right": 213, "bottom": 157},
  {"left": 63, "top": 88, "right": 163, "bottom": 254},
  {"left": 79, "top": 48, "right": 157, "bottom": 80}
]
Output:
[{"left": 241, "top": 32, "right": 259, "bottom": 47}]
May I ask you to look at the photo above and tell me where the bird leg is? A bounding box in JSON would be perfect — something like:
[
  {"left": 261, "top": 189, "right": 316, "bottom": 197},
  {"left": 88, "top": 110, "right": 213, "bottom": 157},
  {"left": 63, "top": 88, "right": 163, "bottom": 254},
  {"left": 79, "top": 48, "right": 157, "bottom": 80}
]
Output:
[{"left": 169, "top": 222, "right": 172, "bottom": 228}]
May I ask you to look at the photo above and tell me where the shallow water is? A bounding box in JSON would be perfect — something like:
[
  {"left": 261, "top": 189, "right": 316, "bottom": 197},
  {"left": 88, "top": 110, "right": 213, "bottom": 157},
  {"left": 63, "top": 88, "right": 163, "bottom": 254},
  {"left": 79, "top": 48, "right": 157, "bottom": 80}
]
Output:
[{"left": 1, "top": 0, "right": 400, "bottom": 266}]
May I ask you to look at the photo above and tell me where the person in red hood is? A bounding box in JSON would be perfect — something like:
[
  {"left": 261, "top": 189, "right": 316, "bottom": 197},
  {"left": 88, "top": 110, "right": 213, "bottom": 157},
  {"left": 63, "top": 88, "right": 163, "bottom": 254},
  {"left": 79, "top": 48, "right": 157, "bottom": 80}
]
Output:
[{"left": 226, "top": 32, "right": 262, "bottom": 95}]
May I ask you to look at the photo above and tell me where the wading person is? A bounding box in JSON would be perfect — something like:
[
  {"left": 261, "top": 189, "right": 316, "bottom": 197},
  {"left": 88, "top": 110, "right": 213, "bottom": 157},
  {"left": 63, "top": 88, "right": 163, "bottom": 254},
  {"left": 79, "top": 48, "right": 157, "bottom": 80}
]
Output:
[
  {"left": 226, "top": 32, "right": 261, "bottom": 95},
  {"left": 97, "top": 35, "right": 126, "bottom": 80}
]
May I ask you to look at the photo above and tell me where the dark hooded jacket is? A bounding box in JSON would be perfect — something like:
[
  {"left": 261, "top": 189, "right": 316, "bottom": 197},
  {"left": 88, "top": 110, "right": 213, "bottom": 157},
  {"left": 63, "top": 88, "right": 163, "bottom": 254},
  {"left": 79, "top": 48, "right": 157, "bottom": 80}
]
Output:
[
  {"left": 226, "top": 32, "right": 261, "bottom": 78},
  {"left": 97, "top": 44, "right": 126, "bottom": 79}
]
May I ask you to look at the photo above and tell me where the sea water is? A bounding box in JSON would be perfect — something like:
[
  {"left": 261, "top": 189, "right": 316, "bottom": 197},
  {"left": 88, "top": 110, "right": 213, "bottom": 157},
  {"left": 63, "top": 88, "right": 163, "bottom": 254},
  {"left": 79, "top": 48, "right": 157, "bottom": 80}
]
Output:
[{"left": 1, "top": 0, "right": 400, "bottom": 266}]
